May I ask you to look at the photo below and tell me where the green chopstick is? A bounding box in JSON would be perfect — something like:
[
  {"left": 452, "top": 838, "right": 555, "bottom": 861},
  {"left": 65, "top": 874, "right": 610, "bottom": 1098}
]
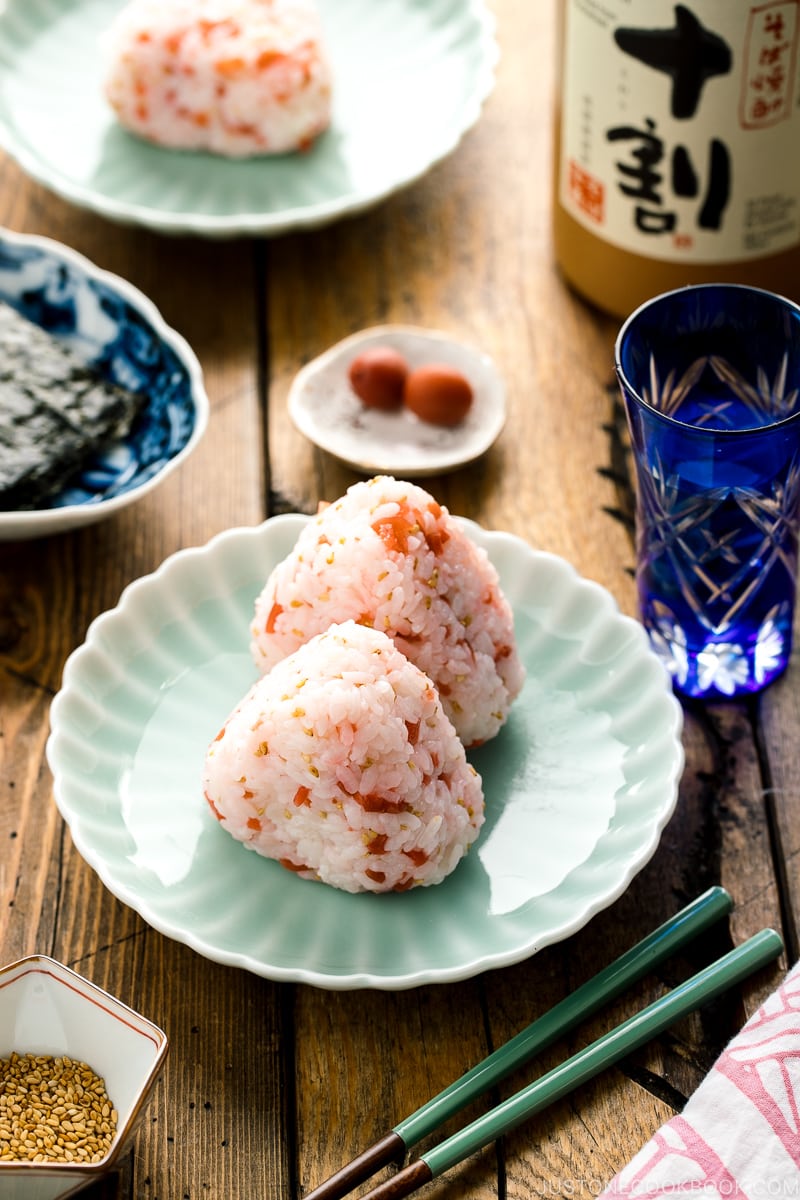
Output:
[
  {"left": 363, "top": 926, "right": 783, "bottom": 1200},
  {"left": 303, "top": 886, "right": 734, "bottom": 1200},
  {"left": 397, "top": 886, "right": 732, "bottom": 1146}
]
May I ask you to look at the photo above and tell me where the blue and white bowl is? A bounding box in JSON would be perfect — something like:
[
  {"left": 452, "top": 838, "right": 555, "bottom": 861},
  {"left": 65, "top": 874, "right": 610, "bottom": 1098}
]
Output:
[{"left": 0, "top": 226, "right": 209, "bottom": 540}]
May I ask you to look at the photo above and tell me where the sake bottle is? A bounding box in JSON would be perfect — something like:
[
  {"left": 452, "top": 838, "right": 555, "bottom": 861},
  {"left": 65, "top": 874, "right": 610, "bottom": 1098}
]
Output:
[{"left": 552, "top": 0, "right": 800, "bottom": 318}]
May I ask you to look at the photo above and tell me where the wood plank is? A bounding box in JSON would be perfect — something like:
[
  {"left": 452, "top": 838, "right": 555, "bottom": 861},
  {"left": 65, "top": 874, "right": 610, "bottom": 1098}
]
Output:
[
  {"left": 270, "top": 1, "right": 643, "bottom": 1194},
  {"left": 495, "top": 699, "right": 784, "bottom": 1200},
  {"left": 269, "top": 3, "right": 567, "bottom": 1192},
  {"left": 0, "top": 159, "right": 289, "bottom": 1198},
  {"left": 0, "top": 1, "right": 792, "bottom": 1198},
  {"left": 759, "top": 650, "right": 800, "bottom": 964},
  {"left": 272, "top": 3, "right": 788, "bottom": 1194}
]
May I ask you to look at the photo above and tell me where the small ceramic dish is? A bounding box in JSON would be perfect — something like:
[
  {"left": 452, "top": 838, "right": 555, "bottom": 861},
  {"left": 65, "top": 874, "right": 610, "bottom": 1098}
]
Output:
[
  {"left": 288, "top": 325, "right": 506, "bottom": 476},
  {"left": 0, "top": 954, "right": 168, "bottom": 1197},
  {"left": 0, "top": 226, "right": 209, "bottom": 542}
]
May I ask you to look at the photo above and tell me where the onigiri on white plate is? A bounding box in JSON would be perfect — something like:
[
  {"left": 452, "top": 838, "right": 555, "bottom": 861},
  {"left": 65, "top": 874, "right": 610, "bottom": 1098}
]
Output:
[
  {"left": 251, "top": 476, "right": 525, "bottom": 748},
  {"left": 204, "top": 620, "right": 484, "bottom": 894},
  {"left": 102, "top": 0, "right": 333, "bottom": 157}
]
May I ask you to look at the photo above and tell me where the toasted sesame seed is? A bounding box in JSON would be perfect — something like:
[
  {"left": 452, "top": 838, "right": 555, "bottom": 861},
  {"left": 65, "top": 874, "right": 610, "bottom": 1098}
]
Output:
[{"left": 0, "top": 1053, "right": 117, "bottom": 1164}]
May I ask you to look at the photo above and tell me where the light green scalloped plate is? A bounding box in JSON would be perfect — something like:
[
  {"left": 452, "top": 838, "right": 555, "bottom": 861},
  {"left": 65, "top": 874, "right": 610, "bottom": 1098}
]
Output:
[
  {"left": 46, "top": 516, "right": 684, "bottom": 990},
  {"left": 0, "top": 0, "right": 497, "bottom": 236}
]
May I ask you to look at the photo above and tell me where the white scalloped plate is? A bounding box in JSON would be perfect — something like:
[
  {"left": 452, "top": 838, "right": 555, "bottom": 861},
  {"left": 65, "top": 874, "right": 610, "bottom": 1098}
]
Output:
[
  {"left": 0, "top": 0, "right": 497, "bottom": 237},
  {"left": 46, "top": 516, "right": 683, "bottom": 990}
]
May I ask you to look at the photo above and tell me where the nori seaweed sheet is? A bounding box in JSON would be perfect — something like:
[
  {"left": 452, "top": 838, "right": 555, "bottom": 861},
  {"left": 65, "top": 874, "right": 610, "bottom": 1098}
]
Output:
[{"left": 0, "top": 300, "right": 145, "bottom": 511}]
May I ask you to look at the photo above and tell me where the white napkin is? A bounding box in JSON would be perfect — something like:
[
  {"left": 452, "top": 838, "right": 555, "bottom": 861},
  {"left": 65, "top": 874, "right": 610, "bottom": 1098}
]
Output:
[{"left": 601, "top": 960, "right": 800, "bottom": 1198}]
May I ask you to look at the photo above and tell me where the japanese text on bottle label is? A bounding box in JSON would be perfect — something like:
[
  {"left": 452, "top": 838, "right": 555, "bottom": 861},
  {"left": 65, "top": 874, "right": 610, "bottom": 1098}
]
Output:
[{"left": 559, "top": 0, "right": 800, "bottom": 262}]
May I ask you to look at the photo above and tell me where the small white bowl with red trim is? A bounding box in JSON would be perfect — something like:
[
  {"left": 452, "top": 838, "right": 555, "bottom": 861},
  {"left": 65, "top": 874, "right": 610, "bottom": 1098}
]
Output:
[{"left": 0, "top": 954, "right": 168, "bottom": 1198}]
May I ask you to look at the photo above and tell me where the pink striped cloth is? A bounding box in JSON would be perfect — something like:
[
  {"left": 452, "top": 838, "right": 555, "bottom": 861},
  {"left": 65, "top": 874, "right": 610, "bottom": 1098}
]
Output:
[{"left": 601, "top": 960, "right": 800, "bottom": 1199}]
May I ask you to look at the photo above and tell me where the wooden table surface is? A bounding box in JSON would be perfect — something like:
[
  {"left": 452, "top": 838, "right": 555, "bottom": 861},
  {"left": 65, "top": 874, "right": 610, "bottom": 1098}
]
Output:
[{"left": 1, "top": 3, "right": 797, "bottom": 1198}]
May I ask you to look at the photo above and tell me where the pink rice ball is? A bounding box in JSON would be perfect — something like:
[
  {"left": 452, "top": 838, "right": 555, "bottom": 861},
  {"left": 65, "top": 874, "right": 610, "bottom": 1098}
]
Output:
[
  {"left": 102, "top": 0, "right": 333, "bottom": 157},
  {"left": 250, "top": 476, "right": 525, "bottom": 748},
  {"left": 203, "top": 621, "right": 484, "bottom": 894}
]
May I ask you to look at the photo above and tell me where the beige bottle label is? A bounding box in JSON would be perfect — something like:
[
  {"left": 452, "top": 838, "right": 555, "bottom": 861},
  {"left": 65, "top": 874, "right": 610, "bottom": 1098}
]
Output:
[{"left": 559, "top": 0, "right": 800, "bottom": 262}]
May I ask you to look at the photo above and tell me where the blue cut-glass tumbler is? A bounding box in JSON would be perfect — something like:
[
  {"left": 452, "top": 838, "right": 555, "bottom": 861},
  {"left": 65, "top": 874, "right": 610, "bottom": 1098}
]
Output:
[{"left": 615, "top": 284, "right": 800, "bottom": 701}]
